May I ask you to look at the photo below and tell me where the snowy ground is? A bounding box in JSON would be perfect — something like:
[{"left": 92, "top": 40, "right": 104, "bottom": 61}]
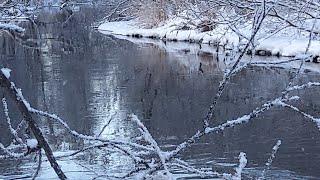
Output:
[
  {"left": 98, "top": 18, "right": 320, "bottom": 58},
  {"left": 98, "top": 28, "right": 320, "bottom": 74}
]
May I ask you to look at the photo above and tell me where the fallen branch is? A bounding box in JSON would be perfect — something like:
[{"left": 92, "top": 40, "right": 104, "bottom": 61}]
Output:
[{"left": 0, "top": 69, "right": 67, "bottom": 179}]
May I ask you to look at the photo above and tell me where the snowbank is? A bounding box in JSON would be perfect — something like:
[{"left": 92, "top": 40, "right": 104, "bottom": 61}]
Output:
[
  {"left": 98, "top": 26, "right": 320, "bottom": 73},
  {"left": 0, "top": 23, "right": 25, "bottom": 33},
  {"left": 98, "top": 18, "right": 320, "bottom": 58}
]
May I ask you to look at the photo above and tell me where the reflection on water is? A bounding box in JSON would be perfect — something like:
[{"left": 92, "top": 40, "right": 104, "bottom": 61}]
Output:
[{"left": 0, "top": 5, "right": 320, "bottom": 179}]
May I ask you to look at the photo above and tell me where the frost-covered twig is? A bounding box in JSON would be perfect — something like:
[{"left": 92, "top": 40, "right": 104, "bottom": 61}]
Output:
[
  {"left": 169, "top": 158, "right": 224, "bottom": 178},
  {"left": 8, "top": 85, "right": 154, "bottom": 172},
  {"left": 233, "top": 152, "right": 247, "bottom": 180},
  {"left": 130, "top": 114, "right": 171, "bottom": 176},
  {"left": 0, "top": 23, "right": 24, "bottom": 33},
  {"left": 168, "top": 96, "right": 293, "bottom": 159},
  {"left": 55, "top": 142, "right": 150, "bottom": 172},
  {"left": 2, "top": 97, "right": 25, "bottom": 145},
  {"left": 0, "top": 70, "right": 67, "bottom": 179},
  {"left": 0, "top": 70, "right": 157, "bottom": 175},
  {"left": 286, "top": 82, "right": 320, "bottom": 92},
  {"left": 279, "top": 102, "right": 320, "bottom": 130},
  {"left": 203, "top": 1, "right": 274, "bottom": 128},
  {"left": 103, "top": 0, "right": 130, "bottom": 21},
  {"left": 29, "top": 107, "right": 153, "bottom": 151},
  {"left": 259, "top": 140, "right": 282, "bottom": 180},
  {"left": 0, "top": 142, "right": 26, "bottom": 159}
]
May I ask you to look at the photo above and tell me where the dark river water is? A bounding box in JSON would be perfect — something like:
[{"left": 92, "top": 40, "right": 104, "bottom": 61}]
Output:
[{"left": 0, "top": 5, "right": 320, "bottom": 180}]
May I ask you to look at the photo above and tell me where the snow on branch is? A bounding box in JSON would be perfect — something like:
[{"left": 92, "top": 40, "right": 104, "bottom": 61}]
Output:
[
  {"left": 168, "top": 92, "right": 304, "bottom": 161},
  {"left": 279, "top": 102, "right": 320, "bottom": 130},
  {"left": 2, "top": 97, "right": 24, "bottom": 145},
  {"left": 286, "top": 82, "right": 320, "bottom": 92},
  {"left": 202, "top": 0, "right": 272, "bottom": 128},
  {"left": 1, "top": 68, "right": 11, "bottom": 79},
  {"left": 233, "top": 152, "right": 247, "bottom": 180},
  {"left": 265, "top": 140, "right": 282, "bottom": 167},
  {"left": 0, "top": 97, "right": 29, "bottom": 160},
  {"left": 169, "top": 158, "right": 224, "bottom": 178},
  {"left": 130, "top": 114, "right": 172, "bottom": 176},
  {"left": 0, "top": 70, "right": 67, "bottom": 179},
  {"left": 29, "top": 107, "right": 154, "bottom": 152},
  {"left": 0, "top": 143, "right": 26, "bottom": 159},
  {"left": 8, "top": 83, "right": 153, "bottom": 152},
  {"left": 259, "top": 140, "right": 282, "bottom": 180},
  {"left": 0, "top": 23, "right": 24, "bottom": 33}
]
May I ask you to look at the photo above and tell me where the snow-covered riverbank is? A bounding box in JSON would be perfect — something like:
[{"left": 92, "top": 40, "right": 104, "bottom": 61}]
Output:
[
  {"left": 98, "top": 18, "right": 320, "bottom": 60},
  {"left": 98, "top": 22, "right": 320, "bottom": 73}
]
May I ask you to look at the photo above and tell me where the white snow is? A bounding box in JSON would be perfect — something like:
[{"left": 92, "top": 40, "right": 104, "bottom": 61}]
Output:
[
  {"left": 145, "top": 171, "right": 174, "bottom": 180},
  {"left": 271, "top": 140, "right": 282, "bottom": 155},
  {"left": 204, "top": 114, "right": 251, "bottom": 133},
  {"left": 233, "top": 152, "right": 247, "bottom": 180},
  {"left": 130, "top": 114, "right": 172, "bottom": 175},
  {"left": 11, "top": 82, "right": 31, "bottom": 110},
  {"left": 98, "top": 20, "right": 320, "bottom": 74},
  {"left": 259, "top": 140, "right": 282, "bottom": 179},
  {"left": 0, "top": 23, "right": 25, "bottom": 33},
  {"left": 2, "top": 97, "right": 24, "bottom": 145},
  {"left": 0, "top": 143, "right": 25, "bottom": 158},
  {"left": 98, "top": 18, "right": 320, "bottom": 57},
  {"left": 1, "top": 68, "right": 12, "bottom": 79},
  {"left": 286, "top": 82, "right": 320, "bottom": 91},
  {"left": 26, "top": 139, "right": 38, "bottom": 149}
]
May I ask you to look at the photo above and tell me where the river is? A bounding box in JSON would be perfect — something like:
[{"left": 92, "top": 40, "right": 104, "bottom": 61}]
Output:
[{"left": 0, "top": 5, "right": 319, "bottom": 180}]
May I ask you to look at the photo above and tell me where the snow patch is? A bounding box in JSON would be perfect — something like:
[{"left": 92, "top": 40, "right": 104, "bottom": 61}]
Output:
[
  {"left": 1, "top": 68, "right": 11, "bottom": 79},
  {"left": 145, "top": 171, "right": 174, "bottom": 180},
  {"left": 26, "top": 139, "right": 38, "bottom": 149},
  {"left": 98, "top": 19, "right": 320, "bottom": 57},
  {"left": 233, "top": 152, "right": 247, "bottom": 180},
  {"left": 98, "top": 20, "right": 320, "bottom": 74},
  {"left": 0, "top": 23, "right": 25, "bottom": 33}
]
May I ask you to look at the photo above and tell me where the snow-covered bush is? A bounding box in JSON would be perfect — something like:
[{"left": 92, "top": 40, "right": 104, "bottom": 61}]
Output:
[
  {"left": 129, "top": 0, "right": 170, "bottom": 28},
  {"left": 116, "top": 0, "right": 320, "bottom": 38}
]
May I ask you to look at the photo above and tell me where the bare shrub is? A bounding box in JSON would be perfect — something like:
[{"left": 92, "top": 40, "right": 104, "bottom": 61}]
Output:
[{"left": 131, "top": 0, "right": 169, "bottom": 28}]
